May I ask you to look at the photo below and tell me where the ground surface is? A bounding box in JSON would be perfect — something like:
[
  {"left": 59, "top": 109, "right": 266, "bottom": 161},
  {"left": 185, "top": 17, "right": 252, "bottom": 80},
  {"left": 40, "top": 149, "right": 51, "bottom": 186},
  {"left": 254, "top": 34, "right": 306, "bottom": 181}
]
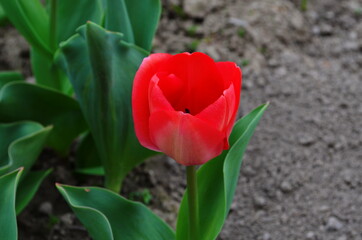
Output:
[{"left": 1, "top": 0, "right": 361, "bottom": 239}]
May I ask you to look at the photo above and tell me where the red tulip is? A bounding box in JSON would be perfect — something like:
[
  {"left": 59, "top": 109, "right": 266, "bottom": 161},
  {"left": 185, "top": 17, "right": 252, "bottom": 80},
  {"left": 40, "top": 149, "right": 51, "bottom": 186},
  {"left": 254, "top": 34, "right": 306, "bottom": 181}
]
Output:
[{"left": 132, "top": 52, "right": 241, "bottom": 166}]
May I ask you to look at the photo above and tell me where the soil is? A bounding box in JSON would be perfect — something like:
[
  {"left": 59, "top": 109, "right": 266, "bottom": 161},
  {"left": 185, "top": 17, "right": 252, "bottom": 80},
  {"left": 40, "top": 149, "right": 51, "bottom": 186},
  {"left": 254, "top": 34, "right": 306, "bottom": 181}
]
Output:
[{"left": 1, "top": 0, "right": 362, "bottom": 239}]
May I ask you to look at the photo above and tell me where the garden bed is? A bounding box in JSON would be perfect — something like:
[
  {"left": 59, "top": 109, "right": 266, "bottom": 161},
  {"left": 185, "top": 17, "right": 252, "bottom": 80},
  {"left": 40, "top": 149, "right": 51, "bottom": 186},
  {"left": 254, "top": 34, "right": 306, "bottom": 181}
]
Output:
[{"left": 1, "top": 0, "right": 361, "bottom": 239}]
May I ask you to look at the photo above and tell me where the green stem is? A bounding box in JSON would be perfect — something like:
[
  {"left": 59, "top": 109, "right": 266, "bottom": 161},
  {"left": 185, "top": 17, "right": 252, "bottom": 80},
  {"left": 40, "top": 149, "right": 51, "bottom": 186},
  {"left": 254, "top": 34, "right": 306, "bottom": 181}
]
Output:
[
  {"left": 186, "top": 166, "right": 199, "bottom": 240},
  {"left": 105, "top": 174, "right": 123, "bottom": 193},
  {"left": 49, "top": 0, "right": 58, "bottom": 52}
]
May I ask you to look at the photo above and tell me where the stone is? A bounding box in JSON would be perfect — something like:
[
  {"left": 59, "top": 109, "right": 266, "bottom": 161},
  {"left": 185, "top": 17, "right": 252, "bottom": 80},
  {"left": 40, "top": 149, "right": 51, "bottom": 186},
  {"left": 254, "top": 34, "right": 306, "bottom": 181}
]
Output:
[
  {"left": 326, "top": 217, "right": 343, "bottom": 231},
  {"left": 280, "top": 181, "right": 293, "bottom": 193},
  {"left": 306, "top": 231, "right": 316, "bottom": 239},
  {"left": 39, "top": 201, "right": 53, "bottom": 215},
  {"left": 60, "top": 213, "right": 74, "bottom": 225},
  {"left": 183, "top": 0, "right": 220, "bottom": 18},
  {"left": 337, "top": 235, "right": 348, "bottom": 240},
  {"left": 253, "top": 195, "right": 267, "bottom": 208},
  {"left": 262, "top": 232, "right": 271, "bottom": 240}
]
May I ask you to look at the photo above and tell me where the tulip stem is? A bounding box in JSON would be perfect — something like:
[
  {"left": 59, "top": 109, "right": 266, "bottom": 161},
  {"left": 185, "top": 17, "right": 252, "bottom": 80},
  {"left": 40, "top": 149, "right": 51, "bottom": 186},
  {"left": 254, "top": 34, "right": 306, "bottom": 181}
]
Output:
[{"left": 186, "top": 165, "right": 199, "bottom": 240}]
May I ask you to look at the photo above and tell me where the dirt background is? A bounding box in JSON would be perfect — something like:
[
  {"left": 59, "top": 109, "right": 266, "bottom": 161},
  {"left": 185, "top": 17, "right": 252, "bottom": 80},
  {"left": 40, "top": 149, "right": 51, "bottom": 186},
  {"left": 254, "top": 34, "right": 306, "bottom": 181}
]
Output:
[{"left": 1, "top": 0, "right": 362, "bottom": 239}]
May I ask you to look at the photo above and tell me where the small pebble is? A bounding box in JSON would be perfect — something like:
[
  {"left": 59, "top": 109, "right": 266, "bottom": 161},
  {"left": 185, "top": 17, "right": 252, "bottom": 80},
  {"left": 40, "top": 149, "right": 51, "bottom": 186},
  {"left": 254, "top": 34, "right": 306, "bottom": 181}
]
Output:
[
  {"left": 253, "top": 195, "right": 267, "bottom": 208},
  {"left": 280, "top": 181, "right": 293, "bottom": 193},
  {"left": 306, "top": 231, "right": 316, "bottom": 239},
  {"left": 262, "top": 232, "right": 271, "bottom": 240},
  {"left": 298, "top": 133, "right": 315, "bottom": 146},
  {"left": 326, "top": 216, "right": 343, "bottom": 231},
  {"left": 39, "top": 201, "right": 53, "bottom": 215},
  {"left": 337, "top": 235, "right": 347, "bottom": 240},
  {"left": 60, "top": 213, "right": 74, "bottom": 225}
]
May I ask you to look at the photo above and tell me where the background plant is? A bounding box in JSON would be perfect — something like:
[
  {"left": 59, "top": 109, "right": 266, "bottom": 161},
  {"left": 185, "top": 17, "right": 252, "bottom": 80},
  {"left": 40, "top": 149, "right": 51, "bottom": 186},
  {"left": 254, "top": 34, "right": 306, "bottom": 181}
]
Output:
[
  {"left": 0, "top": 0, "right": 162, "bottom": 192},
  {"left": 0, "top": 0, "right": 162, "bottom": 238}
]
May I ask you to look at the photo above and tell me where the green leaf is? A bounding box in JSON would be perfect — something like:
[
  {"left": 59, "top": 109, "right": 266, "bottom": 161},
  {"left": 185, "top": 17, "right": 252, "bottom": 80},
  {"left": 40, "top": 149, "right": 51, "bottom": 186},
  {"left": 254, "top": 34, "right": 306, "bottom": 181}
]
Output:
[
  {"left": 56, "top": 184, "right": 175, "bottom": 240},
  {"left": 104, "top": 0, "right": 133, "bottom": 44},
  {"left": 0, "top": 82, "right": 87, "bottom": 154},
  {"left": 176, "top": 103, "right": 269, "bottom": 240},
  {"left": 0, "top": 121, "right": 52, "bottom": 176},
  {"left": 0, "top": 122, "right": 52, "bottom": 215},
  {"left": 30, "top": 0, "right": 105, "bottom": 94},
  {"left": 0, "top": 0, "right": 51, "bottom": 56},
  {"left": 30, "top": 47, "right": 73, "bottom": 95},
  {"left": 16, "top": 169, "right": 52, "bottom": 214},
  {"left": 56, "top": 0, "right": 105, "bottom": 44},
  {"left": 123, "top": 0, "right": 161, "bottom": 51},
  {"left": 0, "top": 3, "right": 8, "bottom": 26},
  {"left": 75, "top": 132, "right": 104, "bottom": 176},
  {"left": 104, "top": 0, "right": 161, "bottom": 51},
  {"left": 56, "top": 22, "right": 156, "bottom": 192},
  {"left": 0, "top": 71, "right": 24, "bottom": 89},
  {"left": 0, "top": 168, "right": 23, "bottom": 240}
]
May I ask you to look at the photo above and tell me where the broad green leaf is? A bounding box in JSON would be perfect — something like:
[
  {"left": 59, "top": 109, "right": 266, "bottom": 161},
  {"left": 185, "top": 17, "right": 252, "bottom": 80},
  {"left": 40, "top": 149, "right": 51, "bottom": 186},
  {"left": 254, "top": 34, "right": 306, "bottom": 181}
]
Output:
[
  {"left": 0, "top": 121, "right": 52, "bottom": 176},
  {"left": 104, "top": 0, "right": 161, "bottom": 51},
  {"left": 0, "top": 0, "right": 51, "bottom": 56},
  {"left": 0, "top": 122, "right": 52, "bottom": 215},
  {"left": 56, "top": 22, "right": 156, "bottom": 191},
  {"left": 104, "top": 0, "right": 134, "bottom": 44},
  {"left": 0, "top": 71, "right": 24, "bottom": 89},
  {"left": 176, "top": 103, "right": 269, "bottom": 240},
  {"left": 75, "top": 132, "right": 104, "bottom": 176},
  {"left": 0, "top": 82, "right": 87, "bottom": 154},
  {"left": 0, "top": 168, "right": 23, "bottom": 240},
  {"left": 57, "top": 184, "right": 175, "bottom": 240},
  {"left": 30, "top": 0, "right": 105, "bottom": 94},
  {"left": 16, "top": 169, "right": 52, "bottom": 214},
  {"left": 123, "top": 0, "right": 161, "bottom": 51},
  {"left": 56, "top": 0, "right": 105, "bottom": 44}
]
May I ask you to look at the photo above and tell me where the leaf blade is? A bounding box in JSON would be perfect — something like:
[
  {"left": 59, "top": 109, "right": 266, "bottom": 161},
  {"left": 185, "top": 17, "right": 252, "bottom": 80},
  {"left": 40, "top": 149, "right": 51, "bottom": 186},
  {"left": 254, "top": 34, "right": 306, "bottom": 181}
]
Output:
[
  {"left": 0, "top": 82, "right": 87, "bottom": 154},
  {"left": 57, "top": 184, "right": 175, "bottom": 240},
  {"left": 56, "top": 22, "right": 155, "bottom": 190},
  {"left": 16, "top": 169, "right": 52, "bottom": 214},
  {"left": 0, "top": 168, "right": 23, "bottom": 240}
]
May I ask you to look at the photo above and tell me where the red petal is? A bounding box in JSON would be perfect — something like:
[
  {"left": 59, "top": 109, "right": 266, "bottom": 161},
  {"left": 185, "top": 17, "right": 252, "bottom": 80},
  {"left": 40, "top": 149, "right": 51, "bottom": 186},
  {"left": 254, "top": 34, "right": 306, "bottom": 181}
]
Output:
[
  {"left": 215, "top": 61, "right": 242, "bottom": 108},
  {"left": 156, "top": 73, "right": 185, "bottom": 109},
  {"left": 215, "top": 62, "right": 242, "bottom": 136},
  {"left": 223, "top": 83, "right": 237, "bottom": 136},
  {"left": 148, "top": 74, "right": 174, "bottom": 113},
  {"left": 196, "top": 94, "right": 227, "bottom": 132},
  {"left": 158, "top": 52, "right": 225, "bottom": 114},
  {"left": 149, "top": 110, "right": 225, "bottom": 165},
  {"left": 132, "top": 53, "right": 172, "bottom": 150}
]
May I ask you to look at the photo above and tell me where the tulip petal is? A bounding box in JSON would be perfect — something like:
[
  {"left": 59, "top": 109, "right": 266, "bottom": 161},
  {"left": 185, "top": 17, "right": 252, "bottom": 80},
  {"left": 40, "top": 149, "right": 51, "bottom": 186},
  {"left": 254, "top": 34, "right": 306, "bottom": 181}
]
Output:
[
  {"left": 196, "top": 95, "right": 227, "bottom": 132},
  {"left": 148, "top": 74, "right": 174, "bottom": 113},
  {"left": 223, "top": 83, "right": 237, "bottom": 136},
  {"left": 215, "top": 61, "right": 241, "bottom": 103},
  {"left": 156, "top": 73, "right": 185, "bottom": 110},
  {"left": 159, "top": 52, "right": 225, "bottom": 114},
  {"left": 132, "top": 53, "right": 172, "bottom": 150},
  {"left": 215, "top": 62, "right": 242, "bottom": 136},
  {"left": 149, "top": 110, "right": 225, "bottom": 166}
]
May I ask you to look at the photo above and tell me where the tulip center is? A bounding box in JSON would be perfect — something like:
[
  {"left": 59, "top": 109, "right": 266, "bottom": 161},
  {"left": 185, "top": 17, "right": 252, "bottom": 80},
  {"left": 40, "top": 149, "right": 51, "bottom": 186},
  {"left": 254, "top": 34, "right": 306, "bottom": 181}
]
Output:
[{"left": 157, "top": 73, "right": 225, "bottom": 116}]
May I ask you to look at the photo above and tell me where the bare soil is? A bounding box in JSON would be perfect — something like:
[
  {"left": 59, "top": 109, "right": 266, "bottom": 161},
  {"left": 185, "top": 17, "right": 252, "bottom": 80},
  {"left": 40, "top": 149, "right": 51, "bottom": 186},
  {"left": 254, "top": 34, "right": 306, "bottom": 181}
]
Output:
[{"left": 0, "top": 0, "right": 361, "bottom": 239}]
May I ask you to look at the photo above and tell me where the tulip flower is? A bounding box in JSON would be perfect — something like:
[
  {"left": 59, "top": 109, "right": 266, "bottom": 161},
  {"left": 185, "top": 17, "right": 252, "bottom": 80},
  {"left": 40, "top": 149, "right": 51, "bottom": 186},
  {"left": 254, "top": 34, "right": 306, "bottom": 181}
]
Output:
[
  {"left": 133, "top": 52, "right": 241, "bottom": 239},
  {"left": 132, "top": 52, "right": 241, "bottom": 166}
]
